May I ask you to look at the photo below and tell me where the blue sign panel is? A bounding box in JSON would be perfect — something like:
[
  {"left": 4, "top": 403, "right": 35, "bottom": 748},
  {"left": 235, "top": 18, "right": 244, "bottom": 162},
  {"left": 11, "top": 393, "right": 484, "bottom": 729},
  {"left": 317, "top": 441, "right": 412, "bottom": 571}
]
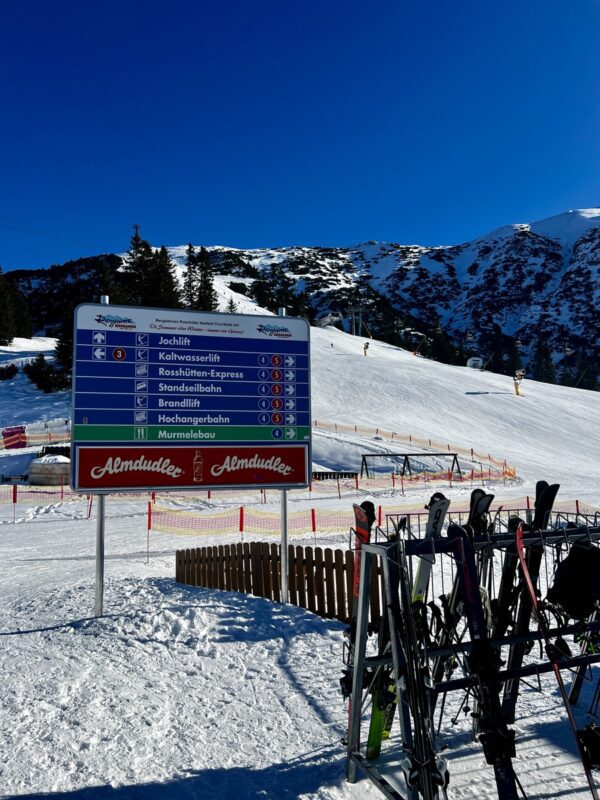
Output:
[{"left": 72, "top": 305, "right": 311, "bottom": 492}]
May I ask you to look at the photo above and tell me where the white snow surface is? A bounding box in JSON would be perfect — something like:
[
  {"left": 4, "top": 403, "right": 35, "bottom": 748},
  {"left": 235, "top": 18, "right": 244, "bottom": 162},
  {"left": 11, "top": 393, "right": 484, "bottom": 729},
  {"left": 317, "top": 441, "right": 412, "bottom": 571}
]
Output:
[{"left": 0, "top": 328, "right": 599, "bottom": 799}]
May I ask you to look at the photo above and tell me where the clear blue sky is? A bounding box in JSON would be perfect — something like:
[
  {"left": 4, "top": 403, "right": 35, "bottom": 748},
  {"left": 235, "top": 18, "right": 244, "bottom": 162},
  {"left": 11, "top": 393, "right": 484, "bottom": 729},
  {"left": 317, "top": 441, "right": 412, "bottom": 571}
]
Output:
[{"left": 1, "top": 0, "right": 599, "bottom": 270}]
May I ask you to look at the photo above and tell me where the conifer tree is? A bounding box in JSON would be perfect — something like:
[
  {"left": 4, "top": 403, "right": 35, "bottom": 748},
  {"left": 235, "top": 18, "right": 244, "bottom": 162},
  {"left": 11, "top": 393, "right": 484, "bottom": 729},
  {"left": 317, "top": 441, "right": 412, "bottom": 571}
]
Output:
[
  {"left": 531, "top": 335, "right": 557, "bottom": 383},
  {"left": 182, "top": 244, "right": 199, "bottom": 308},
  {"left": 196, "top": 247, "right": 218, "bottom": 311},
  {"left": 148, "top": 246, "right": 181, "bottom": 308},
  {"left": 0, "top": 267, "right": 16, "bottom": 345},
  {"left": 121, "top": 227, "right": 181, "bottom": 308},
  {"left": 225, "top": 297, "right": 238, "bottom": 313},
  {"left": 121, "top": 226, "right": 155, "bottom": 305},
  {"left": 250, "top": 275, "right": 275, "bottom": 311},
  {"left": 428, "top": 324, "right": 456, "bottom": 365},
  {"left": 505, "top": 337, "right": 523, "bottom": 375}
]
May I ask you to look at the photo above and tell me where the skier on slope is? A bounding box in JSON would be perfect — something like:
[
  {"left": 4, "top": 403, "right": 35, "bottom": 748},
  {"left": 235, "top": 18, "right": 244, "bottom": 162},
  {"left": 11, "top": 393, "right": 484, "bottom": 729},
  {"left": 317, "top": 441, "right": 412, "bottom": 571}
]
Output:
[{"left": 363, "top": 342, "right": 369, "bottom": 356}]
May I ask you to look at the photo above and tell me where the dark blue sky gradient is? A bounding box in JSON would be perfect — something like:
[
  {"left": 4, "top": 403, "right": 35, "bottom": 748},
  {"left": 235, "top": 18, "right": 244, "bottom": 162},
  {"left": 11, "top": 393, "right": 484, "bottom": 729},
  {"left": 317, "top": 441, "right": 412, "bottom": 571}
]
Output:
[{"left": 2, "top": 0, "right": 600, "bottom": 269}]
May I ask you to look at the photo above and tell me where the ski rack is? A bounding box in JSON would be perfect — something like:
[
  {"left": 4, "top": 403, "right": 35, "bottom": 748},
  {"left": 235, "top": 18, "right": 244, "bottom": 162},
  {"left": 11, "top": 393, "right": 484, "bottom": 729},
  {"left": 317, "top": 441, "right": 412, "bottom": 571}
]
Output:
[{"left": 344, "top": 525, "right": 600, "bottom": 800}]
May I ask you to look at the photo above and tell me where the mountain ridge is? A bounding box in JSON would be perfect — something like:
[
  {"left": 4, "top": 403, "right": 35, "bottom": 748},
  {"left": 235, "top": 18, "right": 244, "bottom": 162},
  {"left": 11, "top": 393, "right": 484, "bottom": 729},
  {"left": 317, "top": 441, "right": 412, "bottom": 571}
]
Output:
[{"left": 5, "top": 208, "right": 599, "bottom": 388}]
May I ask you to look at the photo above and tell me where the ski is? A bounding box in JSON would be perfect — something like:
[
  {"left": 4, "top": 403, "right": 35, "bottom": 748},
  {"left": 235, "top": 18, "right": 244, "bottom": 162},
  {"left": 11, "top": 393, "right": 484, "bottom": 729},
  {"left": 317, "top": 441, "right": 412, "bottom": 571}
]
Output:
[
  {"left": 413, "top": 493, "right": 451, "bottom": 603},
  {"left": 467, "top": 493, "right": 498, "bottom": 740},
  {"left": 341, "top": 501, "right": 376, "bottom": 743},
  {"left": 367, "top": 495, "right": 450, "bottom": 760},
  {"left": 448, "top": 524, "right": 520, "bottom": 799},
  {"left": 502, "top": 481, "right": 560, "bottom": 721},
  {"left": 569, "top": 608, "right": 599, "bottom": 705},
  {"left": 366, "top": 518, "right": 402, "bottom": 760},
  {"left": 431, "top": 490, "right": 493, "bottom": 693},
  {"left": 395, "top": 536, "right": 449, "bottom": 798},
  {"left": 491, "top": 516, "right": 523, "bottom": 642},
  {"left": 516, "top": 524, "right": 600, "bottom": 799}
]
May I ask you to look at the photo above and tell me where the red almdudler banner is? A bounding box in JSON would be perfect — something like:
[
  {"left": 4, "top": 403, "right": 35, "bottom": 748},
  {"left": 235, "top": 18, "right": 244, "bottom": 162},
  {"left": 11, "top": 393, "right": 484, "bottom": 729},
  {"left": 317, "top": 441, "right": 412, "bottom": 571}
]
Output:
[{"left": 76, "top": 445, "right": 309, "bottom": 491}]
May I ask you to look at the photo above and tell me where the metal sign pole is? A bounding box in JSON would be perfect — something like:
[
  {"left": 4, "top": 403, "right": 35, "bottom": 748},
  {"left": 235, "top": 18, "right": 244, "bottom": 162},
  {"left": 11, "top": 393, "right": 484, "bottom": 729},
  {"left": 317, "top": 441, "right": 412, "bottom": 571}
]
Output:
[
  {"left": 95, "top": 494, "right": 105, "bottom": 616},
  {"left": 94, "top": 294, "right": 109, "bottom": 617},
  {"left": 278, "top": 307, "right": 289, "bottom": 603}
]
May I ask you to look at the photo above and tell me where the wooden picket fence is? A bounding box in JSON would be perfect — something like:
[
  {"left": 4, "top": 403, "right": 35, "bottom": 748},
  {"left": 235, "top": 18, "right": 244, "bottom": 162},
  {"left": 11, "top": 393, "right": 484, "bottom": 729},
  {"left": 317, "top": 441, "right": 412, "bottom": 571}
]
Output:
[{"left": 175, "top": 542, "right": 384, "bottom": 625}]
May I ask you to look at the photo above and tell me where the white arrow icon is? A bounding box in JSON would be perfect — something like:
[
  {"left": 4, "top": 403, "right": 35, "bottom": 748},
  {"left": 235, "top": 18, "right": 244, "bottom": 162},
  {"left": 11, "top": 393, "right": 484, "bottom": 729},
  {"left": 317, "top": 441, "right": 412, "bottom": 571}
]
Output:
[
  {"left": 285, "top": 414, "right": 296, "bottom": 424},
  {"left": 93, "top": 332, "right": 106, "bottom": 344},
  {"left": 285, "top": 428, "right": 297, "bottom": 439},
  {"left": 285, "top": 356, "right": 295, "bottom": 366},
  {"left": 285, "top": 385, "right": 295, "bottom": 395},
  {"left": 285, "top": 370, "right": 295, "bottom": 381},
  {"left": 285, "top": 399, "right": 296, "bottom": 409}
]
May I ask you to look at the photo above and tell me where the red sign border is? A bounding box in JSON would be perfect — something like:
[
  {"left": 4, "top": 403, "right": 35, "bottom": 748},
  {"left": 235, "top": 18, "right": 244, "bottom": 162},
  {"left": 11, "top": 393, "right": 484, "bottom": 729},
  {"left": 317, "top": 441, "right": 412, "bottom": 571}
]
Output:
[{"left": 72, "top": 443, "right": 310, "bottom": 493}]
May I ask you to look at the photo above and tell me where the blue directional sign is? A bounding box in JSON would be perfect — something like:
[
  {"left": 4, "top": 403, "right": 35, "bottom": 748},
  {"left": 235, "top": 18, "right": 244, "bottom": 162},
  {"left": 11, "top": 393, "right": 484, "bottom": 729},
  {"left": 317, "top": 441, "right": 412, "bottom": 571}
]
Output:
[{"left": 72, "top": 305, "right": 311, "bottom": 492}]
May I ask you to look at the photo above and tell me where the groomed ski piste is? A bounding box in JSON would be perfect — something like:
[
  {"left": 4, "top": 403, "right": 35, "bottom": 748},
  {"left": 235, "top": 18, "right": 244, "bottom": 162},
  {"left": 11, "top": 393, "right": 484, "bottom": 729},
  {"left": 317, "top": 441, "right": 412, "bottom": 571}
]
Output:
[{"left": 1, "top": 322, "right": 599, "bottom": 800}]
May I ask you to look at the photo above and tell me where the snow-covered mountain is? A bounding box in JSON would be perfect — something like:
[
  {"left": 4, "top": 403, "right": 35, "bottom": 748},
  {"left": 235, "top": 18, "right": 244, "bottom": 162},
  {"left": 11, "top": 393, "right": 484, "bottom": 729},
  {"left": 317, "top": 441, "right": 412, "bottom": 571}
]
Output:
[
  {"left": 181, "top": 208, "right": 600, "bottom": 363},
  {"left": 7, "top": 208, "right": 600, "bottom": 379}
]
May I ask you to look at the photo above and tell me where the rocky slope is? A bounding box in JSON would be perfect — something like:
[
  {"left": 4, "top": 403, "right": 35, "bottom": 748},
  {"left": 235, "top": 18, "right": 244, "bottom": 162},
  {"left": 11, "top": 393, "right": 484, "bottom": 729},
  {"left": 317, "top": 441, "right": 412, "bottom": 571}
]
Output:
[{"left": 7, "top": 209, "right": 599, "bottom": 382}]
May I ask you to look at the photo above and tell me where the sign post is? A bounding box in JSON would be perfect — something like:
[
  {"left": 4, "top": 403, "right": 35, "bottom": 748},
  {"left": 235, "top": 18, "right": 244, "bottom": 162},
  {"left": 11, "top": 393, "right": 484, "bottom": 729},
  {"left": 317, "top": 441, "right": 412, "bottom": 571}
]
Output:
[
  {"left": 278, "top": 307, "right": 289, "bottom": 604},
  {"left": 94, "top": 295, "right": 109, "bottom": 617},
  {"left": 72, "top": 304, "right": 311, "bottom": 609}
]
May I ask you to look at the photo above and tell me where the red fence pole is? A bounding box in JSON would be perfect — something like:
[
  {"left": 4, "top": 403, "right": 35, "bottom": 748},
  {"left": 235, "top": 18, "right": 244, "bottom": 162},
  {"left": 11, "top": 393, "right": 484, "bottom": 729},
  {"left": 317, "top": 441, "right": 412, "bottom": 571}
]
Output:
[
  {"left": 239, "top": 506, "right": 244, "bottom": 533},
  {"left": 311, "top": 508, "right": 316, "bottom": 532},
  {"left": 146, "top": 502, "right": 152, "bottom": 564},
  {"left": 378, "top": 505, "right": 382, "bottom": 526}
]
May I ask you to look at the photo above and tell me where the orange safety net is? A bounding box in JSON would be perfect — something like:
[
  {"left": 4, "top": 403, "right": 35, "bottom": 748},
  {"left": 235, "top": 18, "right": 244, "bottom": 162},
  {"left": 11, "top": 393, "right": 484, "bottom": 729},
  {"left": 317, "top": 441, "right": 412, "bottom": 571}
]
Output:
[
  {"left": 312, "top": 420, "right": 515, "bottom": 474},
  {"left": 149, "top": 498, "right": 600, "bottom": 538}
]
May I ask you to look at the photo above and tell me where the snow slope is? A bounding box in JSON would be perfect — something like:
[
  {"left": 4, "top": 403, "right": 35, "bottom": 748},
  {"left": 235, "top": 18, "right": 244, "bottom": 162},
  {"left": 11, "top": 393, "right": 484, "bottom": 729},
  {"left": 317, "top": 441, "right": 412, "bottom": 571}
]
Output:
[{"left": 0, "top": 328, "right": 599, "bottom": 799}]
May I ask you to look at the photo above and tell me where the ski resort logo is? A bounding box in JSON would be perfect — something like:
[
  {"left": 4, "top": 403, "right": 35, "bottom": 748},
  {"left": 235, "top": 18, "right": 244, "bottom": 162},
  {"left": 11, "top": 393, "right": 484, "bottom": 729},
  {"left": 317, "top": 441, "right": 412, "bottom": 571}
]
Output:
[
  {"left": 94, "top": 314, "right": 137, "bottom": 330},
  {"left": 256, "top": 323, "right": 292, "bottom": 339},
  {"left": 90, "top": 455, "right": 184, "bottom": 480}
]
